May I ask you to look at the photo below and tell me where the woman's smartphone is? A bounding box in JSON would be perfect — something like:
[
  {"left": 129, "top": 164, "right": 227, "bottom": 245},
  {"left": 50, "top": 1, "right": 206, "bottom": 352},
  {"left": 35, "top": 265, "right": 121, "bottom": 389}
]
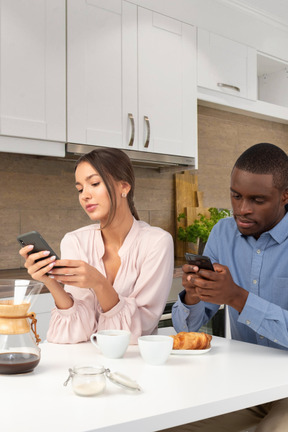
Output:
[
  {"left": 17, "top": 231, "right": 60, "bottom": 262},
  {"left": 185, "top": 252, "right": 214, "bottom": 271}
]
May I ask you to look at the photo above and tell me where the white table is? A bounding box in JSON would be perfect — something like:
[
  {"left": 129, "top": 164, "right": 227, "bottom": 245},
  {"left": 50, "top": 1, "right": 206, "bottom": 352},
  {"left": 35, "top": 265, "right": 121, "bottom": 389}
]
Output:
[{"left": 1, "top": 332, "right": 288, "bottom": 432}]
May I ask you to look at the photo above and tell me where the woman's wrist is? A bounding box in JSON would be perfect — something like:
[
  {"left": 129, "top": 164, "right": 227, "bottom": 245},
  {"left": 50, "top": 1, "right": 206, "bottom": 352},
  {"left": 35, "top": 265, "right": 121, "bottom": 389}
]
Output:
[
  {"left": 46, "top": 278, "right": 74, "bottom": 309},
  {"left": 92, "top": 279, "right": 119, "bottom": 312}
]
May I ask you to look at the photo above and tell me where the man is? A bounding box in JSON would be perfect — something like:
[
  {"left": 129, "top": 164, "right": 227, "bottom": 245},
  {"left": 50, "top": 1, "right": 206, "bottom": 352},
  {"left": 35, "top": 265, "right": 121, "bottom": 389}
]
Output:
[{"left": 171, "top": 143, "right": 288, "bottom": 432}]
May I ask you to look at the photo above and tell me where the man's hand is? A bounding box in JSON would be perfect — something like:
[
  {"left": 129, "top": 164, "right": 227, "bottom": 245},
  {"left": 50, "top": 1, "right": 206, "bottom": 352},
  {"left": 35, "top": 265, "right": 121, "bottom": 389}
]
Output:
[
  {"left": 182, "top": 263, "right": 248, "bottom": 312},
  {"left": 182, "top": 264, "right": 202, "bottom": 305}
]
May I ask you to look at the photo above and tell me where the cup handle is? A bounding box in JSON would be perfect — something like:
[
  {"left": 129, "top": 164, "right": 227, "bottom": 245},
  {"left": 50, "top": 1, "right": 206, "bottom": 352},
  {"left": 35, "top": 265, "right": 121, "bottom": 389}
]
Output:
[{"left": 90, "top": 333, "right": 98, "bottom": 347}]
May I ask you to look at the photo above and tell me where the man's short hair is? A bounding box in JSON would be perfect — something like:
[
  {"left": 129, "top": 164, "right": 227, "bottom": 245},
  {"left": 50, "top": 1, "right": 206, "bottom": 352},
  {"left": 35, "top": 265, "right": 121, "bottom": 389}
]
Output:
[{"left": 234, "top": 143, "right": 288, "bottom": 190}]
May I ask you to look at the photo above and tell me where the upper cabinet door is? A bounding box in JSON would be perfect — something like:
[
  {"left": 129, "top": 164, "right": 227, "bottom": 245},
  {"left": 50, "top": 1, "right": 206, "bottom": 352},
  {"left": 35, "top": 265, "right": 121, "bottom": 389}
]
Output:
[
  {"left": 137, "top": 8, "right": 197, "bottom": 157},
  {"left": 0, "top": 0, "right": 66, "bottom": 141},
  {"left": 68, "top": 0, "right": 138, "bottom": 149},
  {"left": 197, "top": 29, "right": 257, "bottom": 100},
  {"left": 68, "top": 1, "right": 197, "bottom": 158}
]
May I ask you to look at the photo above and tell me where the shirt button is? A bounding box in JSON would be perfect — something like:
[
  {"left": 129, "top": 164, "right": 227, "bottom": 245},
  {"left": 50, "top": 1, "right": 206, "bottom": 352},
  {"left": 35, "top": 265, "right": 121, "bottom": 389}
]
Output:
[
  {"left": 274, "top": 339, "right": 278, "bottom": 343},
  {"left": 260, "top": 336, "right": 264, "bottom": 339},
  {"left": 246, "top": 320, "right": 251, "bottom": 325},
  {"left": 257, "top": 249, "right": 261, "bottom": 254},
  {"left": 253, "top": 280, "right": 257, "bottom": 284}
]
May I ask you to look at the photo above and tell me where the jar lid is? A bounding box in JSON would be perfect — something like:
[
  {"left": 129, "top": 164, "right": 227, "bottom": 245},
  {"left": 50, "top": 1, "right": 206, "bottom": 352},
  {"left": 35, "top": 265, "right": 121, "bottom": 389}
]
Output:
[
  {"left": 63, "top": 364, "right": 105, "bottom": 387},
  {"left": 72, "top": 365, "right": 105, "bottom": 375},
  {"left": 105, "top": 369, "right": 141, "bottom": 392}
]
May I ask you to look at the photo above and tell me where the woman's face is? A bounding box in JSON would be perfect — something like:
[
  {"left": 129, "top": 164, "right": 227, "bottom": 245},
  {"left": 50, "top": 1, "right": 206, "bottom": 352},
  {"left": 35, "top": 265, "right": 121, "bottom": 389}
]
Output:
[{"left": 75, "top": 161, "right": 112, "bottom": 222}]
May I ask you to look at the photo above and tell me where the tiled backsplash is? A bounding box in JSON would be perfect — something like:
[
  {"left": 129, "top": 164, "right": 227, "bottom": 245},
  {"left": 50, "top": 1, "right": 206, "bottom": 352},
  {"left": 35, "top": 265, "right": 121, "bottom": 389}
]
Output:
[
  {"left": 1, "top": 105, "right": 288, "bottom": 269},
  {"left": 197, "top": 105, "right": 288, "bottom": 208},
  {"left": 0, "top": 153, "right": 174, "bottom": 269}
]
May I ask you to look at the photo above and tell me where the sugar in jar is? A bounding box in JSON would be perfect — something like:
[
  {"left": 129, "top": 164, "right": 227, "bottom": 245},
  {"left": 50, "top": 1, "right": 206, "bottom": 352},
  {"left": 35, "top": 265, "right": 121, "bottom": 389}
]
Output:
[{"left": 65, "top": 364, "right": 106, "bottom": 396}]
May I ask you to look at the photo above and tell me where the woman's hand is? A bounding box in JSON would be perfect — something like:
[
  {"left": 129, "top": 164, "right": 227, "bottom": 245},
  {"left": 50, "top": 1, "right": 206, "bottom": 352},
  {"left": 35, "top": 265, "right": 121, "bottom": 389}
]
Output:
[
  {"left": 48, "top": 260, "right": 119, "bottom": 312},
  {"left": 19, "top": 245, "right": 75, "bottom": 310},
  {"left": 20, "top": 248, "right": 120, "bottom": 312},
  {"left": 19, "top": 245, "right": 57, "bottom": 283},
  {"left": 47, "top": 259, "right": 106, "bottom": 288}
]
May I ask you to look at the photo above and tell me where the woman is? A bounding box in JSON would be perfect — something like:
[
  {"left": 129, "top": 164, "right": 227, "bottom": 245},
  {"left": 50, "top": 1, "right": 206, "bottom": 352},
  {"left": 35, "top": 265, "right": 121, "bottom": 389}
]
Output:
[{"left": 19, "top": 148, "right": 174, "bottom": 344}]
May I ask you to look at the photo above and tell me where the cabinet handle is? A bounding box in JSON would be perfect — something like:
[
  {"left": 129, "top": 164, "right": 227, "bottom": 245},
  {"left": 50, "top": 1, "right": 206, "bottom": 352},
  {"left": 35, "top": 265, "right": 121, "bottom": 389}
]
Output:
[
  {"left": 144, "top": 115, "right": 150, "bottom": 148},
  {"left": 128, "top": 113, "right": 135, "bottom": 147},
  {"left": 217, "top": 83, "right": 240, "bottom": 92}
]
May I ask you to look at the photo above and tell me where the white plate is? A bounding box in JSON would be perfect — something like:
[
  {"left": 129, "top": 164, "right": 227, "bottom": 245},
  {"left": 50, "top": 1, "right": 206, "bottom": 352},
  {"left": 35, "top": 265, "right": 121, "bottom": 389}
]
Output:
[{"left": 171, "top": 347, "right": 211, "bottom": 355}]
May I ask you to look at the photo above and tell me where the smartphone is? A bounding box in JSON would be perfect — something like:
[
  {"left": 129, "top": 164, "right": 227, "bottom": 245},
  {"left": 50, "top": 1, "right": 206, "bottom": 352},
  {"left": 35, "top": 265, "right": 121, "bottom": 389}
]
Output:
[
  {"left": 185, "top": 252, "right": 214, "bottom": 271},
  {"left": 17, "top": 231, "right": 60, "bottom": 263}
]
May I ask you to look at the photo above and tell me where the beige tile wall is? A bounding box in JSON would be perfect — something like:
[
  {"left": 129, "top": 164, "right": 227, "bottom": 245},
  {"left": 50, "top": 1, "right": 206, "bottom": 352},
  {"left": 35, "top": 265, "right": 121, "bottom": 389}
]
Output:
[
  {"left": 1, "top": 105, "right": 288, "bottom": 269},
  {"left": 197, "top": 105, "right": 288, "bottom": 208},
  {"left": 0, "top": 153, "right": 174, "bottom": 269}
]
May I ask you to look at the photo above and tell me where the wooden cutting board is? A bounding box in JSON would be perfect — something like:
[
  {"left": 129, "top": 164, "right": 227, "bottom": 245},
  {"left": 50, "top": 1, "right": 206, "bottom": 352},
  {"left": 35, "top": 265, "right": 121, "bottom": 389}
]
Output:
[{"left": 174, "top": 171, "right": 209, "bottom": 258}]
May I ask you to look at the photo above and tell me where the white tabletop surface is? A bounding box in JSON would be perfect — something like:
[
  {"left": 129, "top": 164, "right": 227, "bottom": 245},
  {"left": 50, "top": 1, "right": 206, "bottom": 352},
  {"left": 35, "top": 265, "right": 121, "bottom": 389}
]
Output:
[{"left": 1, "top": 330, "right": 288, "bottom": 432}]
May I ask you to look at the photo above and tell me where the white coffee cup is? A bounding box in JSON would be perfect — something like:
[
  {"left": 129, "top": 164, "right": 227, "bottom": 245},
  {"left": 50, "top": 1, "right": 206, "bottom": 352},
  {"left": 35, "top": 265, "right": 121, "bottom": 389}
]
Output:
[
  {"left": 138, "top": 335, "right": 173, "bottom": 365},
  {"left": 90, "top": 330, "right": 131, "bottom": 359}
]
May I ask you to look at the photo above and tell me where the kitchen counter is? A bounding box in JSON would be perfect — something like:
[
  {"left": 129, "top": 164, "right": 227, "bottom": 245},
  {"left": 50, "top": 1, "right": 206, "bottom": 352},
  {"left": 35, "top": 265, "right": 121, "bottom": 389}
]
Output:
[
  {"left": 0, "top": 266, "right": 184, "bottom": 300},
  {"left": 1, "top": 330, "right": 288, "bottom": 432},
  {"left": 0, "top": 268, "right": 33, "bottom": 281},
  {"left": 0, "top": 269, "right": 49, "bottom": 297},
  {"left": 0, "top": 265, "right": 184, "bottom": 278}
]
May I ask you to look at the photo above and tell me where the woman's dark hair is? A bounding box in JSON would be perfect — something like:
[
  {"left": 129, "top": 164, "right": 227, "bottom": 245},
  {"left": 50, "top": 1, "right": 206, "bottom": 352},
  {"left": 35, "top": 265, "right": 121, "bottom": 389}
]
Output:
[
  {"left": 234, "top": 143, "right": 288, "bottom": 190},
  {"left": 75, "top": 148, "right": 139, "bottom": 226}
]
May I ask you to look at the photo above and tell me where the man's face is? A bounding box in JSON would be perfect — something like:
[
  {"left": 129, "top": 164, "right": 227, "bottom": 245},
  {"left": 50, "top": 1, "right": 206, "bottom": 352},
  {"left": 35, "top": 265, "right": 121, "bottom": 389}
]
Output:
[{"left": 230, "top": 167, "right": 288, "bottom": 239}]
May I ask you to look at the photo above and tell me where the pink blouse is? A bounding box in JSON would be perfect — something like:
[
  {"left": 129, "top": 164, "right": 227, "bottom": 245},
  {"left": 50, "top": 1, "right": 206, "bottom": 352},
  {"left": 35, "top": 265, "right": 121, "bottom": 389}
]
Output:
[{"left": 46, "top": 219, "right": 174, "bottom": 344}]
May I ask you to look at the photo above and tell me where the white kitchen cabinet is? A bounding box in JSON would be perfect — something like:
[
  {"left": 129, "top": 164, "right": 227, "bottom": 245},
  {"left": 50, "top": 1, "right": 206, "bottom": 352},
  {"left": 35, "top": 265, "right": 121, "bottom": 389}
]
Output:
[
  {"left": 0, "top": 0, "right": 66, "bottom": 154},
  {"left": 67, "top": 0, "right": 133, "bottom": 149},
  {"left": 258, "top": 53, "right": 288, "bottom": 108},
  {"left": 197, "top": 27, "right": 288, "bottom": 123},
  {"left": 137, "top": 8, "right": 196, "bottom": 156},
  {"left": 197, "top": 28, "right": 257, "bottom": 100},
  {"left": 68, "top": 0, "right": 197, "bottom": 158}
]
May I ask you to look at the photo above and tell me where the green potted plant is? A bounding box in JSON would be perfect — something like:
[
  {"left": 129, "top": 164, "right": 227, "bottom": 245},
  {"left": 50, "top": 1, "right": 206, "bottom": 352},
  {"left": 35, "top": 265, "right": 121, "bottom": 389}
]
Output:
[{"left": 177, "top": 207, "right": 231, "bottom": 254}]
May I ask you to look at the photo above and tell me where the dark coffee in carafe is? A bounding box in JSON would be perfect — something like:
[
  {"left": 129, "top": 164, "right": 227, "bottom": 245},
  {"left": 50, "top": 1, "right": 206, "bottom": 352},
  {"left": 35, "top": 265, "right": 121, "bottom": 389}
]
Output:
[{"left": 0, "top": 352, "right": 40, "bottom": 374}]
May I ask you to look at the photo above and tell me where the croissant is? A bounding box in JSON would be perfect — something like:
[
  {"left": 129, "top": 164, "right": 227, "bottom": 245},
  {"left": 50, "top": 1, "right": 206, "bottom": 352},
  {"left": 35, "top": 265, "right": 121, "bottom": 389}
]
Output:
[{"left": 170, "top": 332, "right": 212, "bottom": 350}]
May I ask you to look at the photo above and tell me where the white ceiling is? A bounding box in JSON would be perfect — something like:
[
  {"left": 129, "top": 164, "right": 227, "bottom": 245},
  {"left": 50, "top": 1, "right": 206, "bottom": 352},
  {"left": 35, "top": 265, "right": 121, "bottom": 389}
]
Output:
[{"left": 224, "top": 0, "right": 288, "bottom": 27}]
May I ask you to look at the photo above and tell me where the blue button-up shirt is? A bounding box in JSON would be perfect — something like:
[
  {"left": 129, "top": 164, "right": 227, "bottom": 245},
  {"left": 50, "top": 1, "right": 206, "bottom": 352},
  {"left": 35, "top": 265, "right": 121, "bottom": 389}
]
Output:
[{"left": 172, "top": 213, "right": 288, "bottom": 350}]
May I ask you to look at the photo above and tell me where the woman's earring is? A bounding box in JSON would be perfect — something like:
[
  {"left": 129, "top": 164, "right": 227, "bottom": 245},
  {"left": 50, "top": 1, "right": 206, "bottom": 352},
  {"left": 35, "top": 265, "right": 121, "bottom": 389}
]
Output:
[{"left": 121, "top": 193, "right": 127, "bottom": 198}]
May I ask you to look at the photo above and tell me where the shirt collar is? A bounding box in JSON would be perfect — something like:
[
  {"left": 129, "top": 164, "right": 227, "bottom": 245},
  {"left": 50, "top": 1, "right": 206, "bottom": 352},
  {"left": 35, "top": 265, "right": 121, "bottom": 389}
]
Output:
[
  {"left": 97, "top": 218, "right": 138, "bottom": 258},
  {"left": 118, "top": 218, "right": 139, "bottom": 257},
  {"left": 235, "top": 212, "right": 288, "bottom": 244},
  {"left": 267, "top": 212, "right": 288, "bottom": 244}
]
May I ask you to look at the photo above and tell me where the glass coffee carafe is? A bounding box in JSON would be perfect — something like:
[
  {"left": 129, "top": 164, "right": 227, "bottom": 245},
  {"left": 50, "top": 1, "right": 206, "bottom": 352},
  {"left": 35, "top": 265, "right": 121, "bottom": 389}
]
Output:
[{"left": 0, "top": 279, "right": 43, "bottom": 374}]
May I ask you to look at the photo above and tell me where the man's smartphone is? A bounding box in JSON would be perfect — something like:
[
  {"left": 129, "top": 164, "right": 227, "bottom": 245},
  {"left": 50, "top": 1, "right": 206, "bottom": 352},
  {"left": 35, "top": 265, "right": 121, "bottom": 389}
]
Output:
[
  {"left": 17, "top": 231, "right": 60, "bottom": 263},
  {"left": 185, "top": 252, "right": 215, "bottom": 271}
]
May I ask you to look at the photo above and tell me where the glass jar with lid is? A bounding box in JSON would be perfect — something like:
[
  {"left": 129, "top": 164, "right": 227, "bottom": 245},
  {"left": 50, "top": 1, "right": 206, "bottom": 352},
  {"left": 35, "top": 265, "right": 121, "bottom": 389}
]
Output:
[{"left": 64, "top": 364, "right": 141, "bottom": 396}]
